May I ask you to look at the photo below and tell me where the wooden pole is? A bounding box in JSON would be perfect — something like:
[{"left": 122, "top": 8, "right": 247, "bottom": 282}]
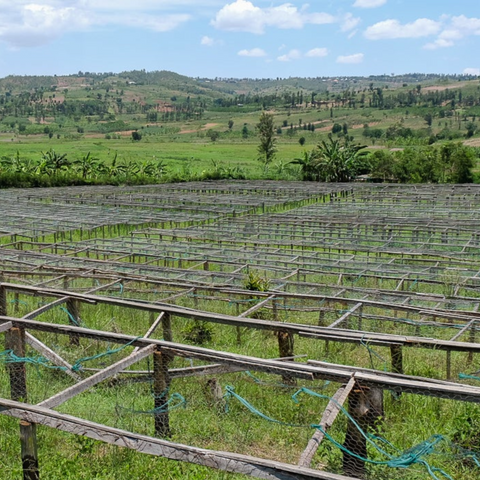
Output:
[
  {"left": 20, "top": 421, "right": 39, "bottom": 480},
  {"left": 277, "top": 331, "right": 295, "bottom": 385},
  {"left": 66, "top": 298, "right": 80, "bottom": 346},
  {"left": 5, "top": 327, "right": 40, "bottom": 480},
  {"left": 0, "top": 284, "right": 7, "bottom": 316},
  {"left": 153, "top": 348, "right": 171, "bottom": 438},
  {"left": 343, "top": 386, "right": 383, "bottom": 479},
  {"left": 298, "top": 378, "right": 355, "bottom": 468}
]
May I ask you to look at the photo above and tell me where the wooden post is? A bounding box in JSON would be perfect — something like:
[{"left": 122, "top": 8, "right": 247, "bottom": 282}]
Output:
[
  {"left": 390, "top": 345, "right": 403, "bottom": 374},
  {"left": 343, "top": 386, "right": 383, "bottom": 479},
  {"left": 277, "top": 331, "right": 295, "bottom": 385},
  {"left": 357, "top": 305, "right": 363, "bottom": 331},
  {"left": 318, "top": 309, "right": 326, "bottom": 326},
  {"left": 468, "top": 321, "right": 476, "bottom": 364},
  {"left": 20, "top": 421, "right": 39, "bottom": 480},
  {"left": 6, "top": 327, "right": 40, "bottom": 480},
  {"left": 390, "top": 344, "right": 403, "bottom": 398},
  {"left": 298, "top": 378, "right": 355, "bottom": 468},
  {"left": 153, "top": 348, "right": 171, "bottom": 438},
  {"left": 66, "top": 298, "right": 80, "bottom": 346},
  {"left": 0, "top": 283, "right": 7, "bottom": 316},
  {"left": 161, "top": 313, "right": 173, "bottom": 343}
]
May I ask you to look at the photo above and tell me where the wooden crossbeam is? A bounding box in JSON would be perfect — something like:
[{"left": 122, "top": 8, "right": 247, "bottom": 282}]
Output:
[
  {"left": 328, "top": 303, "right": 362, "bottom": 329},
  {"left": 0, "top": 321, "right": 13, "bottom": 333},
  {"left": 0, "top": 398, "right": 356, "bottom": 480},
  {"left": 22, "top": 297, "right": 69, "bottom": 320},
  {"left": 2, "top": 315, "right": 480, "bottom": 402},
  {"left": 25, "top": 332, "right": 81, "bottom": 381},
  {"left": 298, "top": 377, "right": 356, "bottom": 468},
  {"left": 38, "top": 345, "right": 156, "bottom": 409},
  {"left": 132, "top": 312, "right": 165, "bottom": 354},
  {"left": 240, "top": 295, "right": 276, "bottom": 317}
]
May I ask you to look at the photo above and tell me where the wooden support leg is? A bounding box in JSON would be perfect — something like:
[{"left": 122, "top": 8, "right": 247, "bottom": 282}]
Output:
[
  {"left": 343, "top": 386, "right": 383, "bottom": 479},
  {"left": 0, "top": 284, "right": 7, "bottom": 316},
  {"left": 277, "top": 331, "right": 295, "bottom": 386},
  {"left": 66, "top": 298, "right": 80, "bottom": 346},
  {"left": 6, "top": 327, "right": 40, "bottom": 480},
  {"left": 468, "top": 321, "right": 476, "bottom": 364},
  {"left": 153, "top": 348, "right": 171, "bottom": 438},
  {"left": 20, "top": 421, "right": 39, "bottom": 480},
  {"left": 162, "top": 313, "right": 172, "bottom": 343}
]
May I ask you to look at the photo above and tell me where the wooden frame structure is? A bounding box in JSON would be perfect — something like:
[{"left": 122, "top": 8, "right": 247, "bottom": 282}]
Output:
[{"left": 2, "top": 181, "right": 480, "bottom": 479}]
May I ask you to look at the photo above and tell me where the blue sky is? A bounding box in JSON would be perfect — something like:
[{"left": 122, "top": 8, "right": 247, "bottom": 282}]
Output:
[{"left": 0, "top": 0, "right": 479, "bottom": 79}]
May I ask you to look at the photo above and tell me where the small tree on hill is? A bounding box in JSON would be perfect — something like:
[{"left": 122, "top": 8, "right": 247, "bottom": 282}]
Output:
[{"left": 256, "top": 112, "right": 277, "bottom": 167}]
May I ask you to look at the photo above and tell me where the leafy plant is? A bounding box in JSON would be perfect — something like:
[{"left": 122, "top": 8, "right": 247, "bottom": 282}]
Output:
[{"left": 244, "top": 270, "right": 270, "bottom": 292}]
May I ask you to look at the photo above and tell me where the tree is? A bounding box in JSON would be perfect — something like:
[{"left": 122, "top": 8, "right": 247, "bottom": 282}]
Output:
[
  {"left": 299, "top": 137, "right": 306, "bottom": 146},
  {"left": 256, "top": 112, "right": 277, "bottom": 166},
  {"left": 73, "top": 152, "right": 101, "bottom": 179},
  {"left": 131, "top": 130, "right": 142, "bottom": 141},
  {"left": 207, "top": 129, "right": 220, "bottom": 142},
  {"left": 242, "top": 123, "right": 249, "bottom": 139},
  {"left": 332, "top": 123, "right": 342, "bottom": 134},
  {"left": 40, "top": 149, "right": 69, "bottom": 175},
  {"left": 314, "top": 136, "right": 369, "bottom": 182},
  {"left": 289, "top": 150, "right": 320, "bottom": 181}
]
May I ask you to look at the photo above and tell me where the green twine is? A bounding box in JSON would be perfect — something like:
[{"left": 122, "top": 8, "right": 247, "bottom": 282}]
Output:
[
  {"left": 360, "top": 337, "right": 388, "bottom": 371},
  {"left": 117, "top": 392, "right": 186, "bottom": 415},
  {"left": 459, "top": 373, "right": 480, "bottom": 382},
  {"left": 59, "top": 306, "right": 81, "bottom": 326},
  {"left": 9, "top": 299, "right": 29, "bottom": 306},
  {"left": 0, "top": 349, "right": 66, "bottom": 372},
  {"left": 224, "top": 385, "right": 462, "bottom": 480},
  {"left": 71, "top": 337, "right": 140, "bottom": 372},
  {"left": 223, "top": 385, "right": 305, "bottom": 428},
  {"left": 293, "top": 387, "right": 455, "bottom": 480}
]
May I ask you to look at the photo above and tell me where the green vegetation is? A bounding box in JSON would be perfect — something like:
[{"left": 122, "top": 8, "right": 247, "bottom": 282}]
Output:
[{"left": 0, "top": 70, "right": 479, "bottom": 186}]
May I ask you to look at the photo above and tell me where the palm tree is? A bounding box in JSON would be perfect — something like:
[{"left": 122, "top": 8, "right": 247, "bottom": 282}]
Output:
[
  {"left": 315, "top": 136, "right": 369, "bottom": 182},
  {"left": 73, "top": 152, "right": 101, "bottom": 179},
  {"left": 40, "top": 149, "right": 69, "bottom": 175},
  {"left": 289, "top": 150, "right": 321, "bottom": 181}
]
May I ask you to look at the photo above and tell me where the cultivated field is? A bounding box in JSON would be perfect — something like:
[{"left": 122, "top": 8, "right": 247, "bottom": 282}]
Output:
[{"left": 1, "top": 181, "right": 480, "bottom": 480}]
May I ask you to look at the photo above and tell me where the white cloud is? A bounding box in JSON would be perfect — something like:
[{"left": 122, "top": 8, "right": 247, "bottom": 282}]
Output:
[
  {"left": 277, "top": 49, "right": 302, "bottom": 62},
  {"left": 464, "top": 68, "right": 480, "bottom": 76},
  {"left": 337, "top": 53, "right": 364, "bottom": 64},
  {"left": 0, "top": 3, "right": 90, "bottom": 47},
  {"left": 364, "top": 18, "right": 441, "bottom": 40},
  {"left": 305, "top": 47, "right": 328, "bottom": 58},
  {"left": 0, "top": 0, "right": 193, "bottom": 48},
  {"left": 423, "top": 38, "right": 454, "bottom": 50},
  {"left": 353, "top": 0, "right": 386, "bottom": 8},
  {"left": 201, "top": 35, "right": 215, "bottom": 46},
  {"left": 238, "top": 47, "right": 266, "bottom": 57},
  {"left": 211, "top": 0, "right": 264, "bottom": 34},
  {"left": 423, "top": 15, "right": 480, "bottom": 49},
  {"left": 341, "top": 13, "right": 361, "bottom": 32},
  {"left": 211, "top": 0, "right": 335, "bottom": 34}
]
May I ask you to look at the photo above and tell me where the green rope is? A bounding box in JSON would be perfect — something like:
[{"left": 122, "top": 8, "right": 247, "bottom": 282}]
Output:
[
  {"left": 360, "top": 337, "right": 388, "bottom": 371},
  {"left": 0, "top": 349, "right": 66, "bottom": 372},
  {"left": 59, "top": 306, "right": 81, "bottom": 326},
  {"left": 293, "top": 388, "right": 456, "bottom": 480},
  {"left": 117, "top": 392, "right": 186, "bottom": 415},
  {"left": 459, "top": 373, "right": 480, "bottom": 381},
  {"left": 9, "top": 299, "right": 29, "bottom": 306},
  {"left": 71, "top": 337, "right": 140, "bottom": 372},
  {"left": 223, "top": 385, "right": 305, "bottom": 428}
]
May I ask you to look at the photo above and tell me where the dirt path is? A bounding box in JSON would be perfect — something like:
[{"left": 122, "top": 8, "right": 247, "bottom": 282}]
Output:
[{"left": 179, "top": 123, "right": 218, "bottom": 134}]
